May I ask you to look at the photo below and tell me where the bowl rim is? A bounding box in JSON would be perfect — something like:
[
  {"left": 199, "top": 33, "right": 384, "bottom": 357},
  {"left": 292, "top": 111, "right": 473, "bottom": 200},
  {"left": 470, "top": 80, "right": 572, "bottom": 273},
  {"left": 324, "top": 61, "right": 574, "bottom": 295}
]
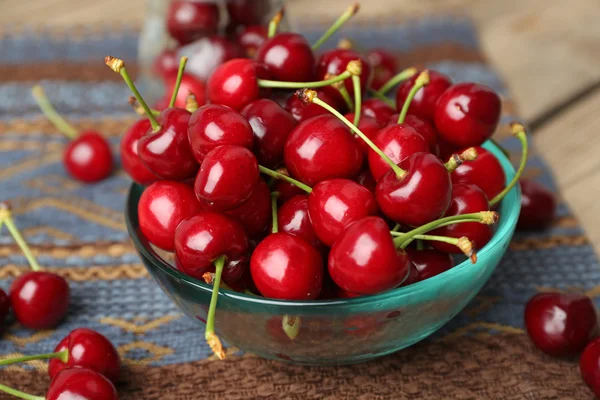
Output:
[{"left": 126, "top": 140, "right": 522, "bottom": 308}]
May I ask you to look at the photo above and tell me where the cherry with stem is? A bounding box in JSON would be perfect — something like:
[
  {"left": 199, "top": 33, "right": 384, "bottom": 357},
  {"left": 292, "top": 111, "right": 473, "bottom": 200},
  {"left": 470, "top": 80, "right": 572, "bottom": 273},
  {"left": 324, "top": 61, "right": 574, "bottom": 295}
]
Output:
[
  {"left": 205, "top": 255, "right": 228, "bottom": 359},
  {"left": 168, "top": 56, "right": 188, "bottom": 108},
  {"left": 374, "top": 67, "right": 418, "bottom": 96},
  {"left": 311, "top": 3, "right": 360, "bottom": 50},
  {"left": 258, "top": 165, "right": 312, "bottom": 194},
  {"left": 397, "top": 70, "right": 429, "bottom": 124}
]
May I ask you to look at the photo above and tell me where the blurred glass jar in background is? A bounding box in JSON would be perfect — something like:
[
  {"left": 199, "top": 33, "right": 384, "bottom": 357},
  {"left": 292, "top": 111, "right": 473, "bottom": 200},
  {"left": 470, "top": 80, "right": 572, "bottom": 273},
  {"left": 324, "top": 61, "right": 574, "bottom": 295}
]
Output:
[{"left": 138, "top": 0, "right": 286, "bottom": 106}]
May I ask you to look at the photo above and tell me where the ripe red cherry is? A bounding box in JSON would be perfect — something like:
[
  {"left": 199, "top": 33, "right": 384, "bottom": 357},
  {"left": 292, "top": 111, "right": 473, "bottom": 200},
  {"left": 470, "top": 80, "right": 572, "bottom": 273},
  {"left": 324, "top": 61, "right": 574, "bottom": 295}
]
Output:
[
  {"left": 328, "top": 216, "right": 410, "bottom": 294},
  {"left": 396, "top": 70, "right": 451, "bottom": 121},
  {"left": 284, "top": 89, "right": 341, "bottom": 123},
  {"left": 49, "top": 328, "right": 120, "bottom": 382},
  {"left": 368, "top": 124, "right": 430, "bottom": 181},
  {"left": 207, "top": 58, "right": 270, "bottom": 111},
  {"left": 250, "top": 232, "right": 323, "bottom": 300},
  {"left": 137, "top": 180, "right": 203, "bottom": 251},
  {"left": 366, "top": 48, "right": 398, "bottom": 90},
  {"left": 284, "top": 114, "right": 363, "bottom": 186},
  {"left": 138, "top": 107, "right": 199, "bottom": 181},
  {"left": 388, "top": 114, "right": 440, "bottom": 156},
  {"left": 241, "top": 98, "right": 297, "bottom": 168},
  {"left": 256, "top": 33, "right": 315, "bottom": 82},
  {"left": 580, "top": 338, "right": 600, "bottom": 396},
  {"left": 362, "top": 98, "right": 395, "bottom": 125},
  {"left": 187, "top": 104, "right": 254, "bottom": 163},
  {"left": 451, "top": 145, "right": 505, "bottom": 201},
  {"left": 175, "top": 212, "right": 249, "bottom": 281},
  {"left": 355, "top": 169, "right": 376, "bottom": 192},
  {"left": 63, "top": 131, "right": 114, "bottom": 183},
  {"left": 316, "top": 48, "right": 372, "bottom": 100},
  {"left": 399, "top": 263, "right": 420, "bottom": 287},
  {"left": 343, "top": 114, "right": 381, "bottom": 157},
  {"left": 120, "top": 118, "right": 159, "bottom": 185},
  {"left": 161, "top": 73, "right": 207, "bottom": 110},
  {"left": 434, "top": 82, "right": 502, "bottom": 147},
  {"left": 406, "top": 249, "right": 454, "bottom": 281},
  {"left": 167, "top": 0, "right": 219, "bottom": 45},
  {"left": 226, "top": 0, "right": 269, "bottom": 26},
  {"left": 194, "top": 145, "right": 259, "bottom": 211},
  {"left": 278, "top": 195, "right": 323, "bottom": 251},
  {"left": 431, "top": 183, "right": 493, "bottom": 253},
  {"left": 46, "top": 368, "right": 118, "bottom": 400},
  {"left": 236, "top": 25, "right": 268, "bottom": 57},
  {"left": 178, "top": 35, "right": 242, "bottom": 81},
  {"left": 376, "top": 152, "right": 452, "bottom": 226},
  {"left": 0, "top": 288, "right": 9, "bottom": 326},
  {"left": 525, "top": 292, "right": 598, "bottom": 357},
  {"left": 225, "top": 179, "right": 272, "bottom": 237},
  {"left": 308, "top": 179, "right": 379, "bottom": 246},
  {"left": 10, "top": 271, "right": 70, "bottom": 329},
  {"left": 153, "top": 49, "right": 178, "bottom": 78},
  {"left": 518, "top": 179, "right": 556, "bottom": 230}
]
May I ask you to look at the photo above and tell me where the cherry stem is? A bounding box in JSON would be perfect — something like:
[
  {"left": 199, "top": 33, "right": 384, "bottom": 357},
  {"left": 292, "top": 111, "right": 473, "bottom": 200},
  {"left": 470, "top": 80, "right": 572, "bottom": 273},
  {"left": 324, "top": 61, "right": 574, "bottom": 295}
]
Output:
[
  {"left": 0, "top": 350, "right": 68, "bottom": 367},
  {"left": 128, "top": 96, "right": 160, "bottom": 117},
  {"left": 445, "top": 147, "right": 478, "bottom": 173},
  {"left": 259, "top": 166, "right": 312, "bottom": 193},
  {"left": 375, "top": 67, "right": 418, "bottom": 96},
  {"left": 490, "top": 138, "right": 510, "bottom": 158},
  {"left": 489, "top": 123, "right": 528, "bottom": 207},
  {"left": 335, "top": 81, "right": 354, "bottom": 111},
  {"left": 168, "top": 56, "right": 188, "bottom": 108},
  {"left": 31, "top": 86, "right": 78, "bottom": 140},
  {"left": 0, "top": 384, "right": 44, "bottom": 400},
  {"left": 282, "top": 315, "right": 301, "bottom": 340},
  {"left": 367, "top": 87, "right": 395, "bottom": 107},
  {"left": 205, "top": 255, "right": 227, "bottom": 360},
  {"left": 185, "top": 93, "right": 199, "bottom": 113},
  {"left": 416, "top": 239, "right": 425, "bottom": 251},
  {"left": 390, "top": 232, "right": 477, "bottom": 263},
  {"left": 352, "top": 75, "right": 362, "bottom": 126},
  {"left": 267, "top": 8, "right": 284, "bottom": 38},
  {"left": 105, "top": 56, "right": 161, "bottom": 131},
  {"left": 392, "top": 223, "right": 401, "bottom": 232},
  {"left": 258, "top": 70, "right": 351, "bottom": 89},
  {"left": 397, "top": 70, "right": 430, "bottom": 124},
  {"left": 0, "top": 205, "right": 41, "bottom": 272},
  {"left": 301, "top": 90, "right": 407, "bottom": 179},
  {"left": 312, "top": 3, "right": 360, "bottom": 50},
  {"left": 271, "top": 192, "right": 279, "bottom": 234},
  {"left": 202, "top": 272, "right": 233, "bottom": 291}
]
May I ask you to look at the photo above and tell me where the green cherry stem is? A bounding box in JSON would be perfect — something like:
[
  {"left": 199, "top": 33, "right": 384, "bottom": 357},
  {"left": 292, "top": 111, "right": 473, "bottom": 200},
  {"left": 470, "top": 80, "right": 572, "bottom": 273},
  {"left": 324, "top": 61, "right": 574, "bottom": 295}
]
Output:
[
  {"left": 105, "top": 56, "right": 161, "bottom": 132},
  {"left": 397, "top": 70, "right": 430, "bottom": 124},
  {"left": 31, "top": 85, "right": 78, "bottom": 140},
  {"left": 128, "top": 96, "right": 160, "bottom": 117},
  {"left": 334, "top": 81, "right": 354, "bottom": 111},
  {"left": 205, "top": 255, "right": 227, "bottom": 360},
  {"left": 168, "top": 56, "right": 188, "bottom": 108},
  {"left": 311, "top": 3, "right": 360, "bottom": 50},
  {"left": 352, "top": 75, "right": 362, "bottom": 126},
  {"left": 282, "top": 315, "right": 301, "bottom": 340},
  {"left": 267, "top": 8, "right": 284, "bottom": 38},
  {"left": 444, "top": 147, "right": 478, "bottom": 173},
  {"left": 258, "top": 166, "right": 312, "bottom": 193},
  {"left": 271, "top": 192, "right": 279, "bottom": 234},
  {"left": 375, "top": 67, "right": 418, "bottom": 96},
  {"left": 0, "top": 204, "right": 41, "bottom": 272},
  {"left": 390, "top": 232, "right": 477, "bottom": 262},
  {"left": 0, "top": 349, "right": 68, "bottom": 367},
  {"left": 392, "top": 223, "right": 401, "bottom": 232},
  {"left": 257, "top": 70, "right": 352, "bottom": 89},
  {"left": 367, "top": 87, "right": 395, "bottom": 107},
  {"left": 0, "top": 383, "right": 44, "bottom": 400},
  {"left": 489, "top": 123, "right": 528, "bottom": 207},
  {"left": 299, "top": 89, "right": 407, "bottom": 179}
]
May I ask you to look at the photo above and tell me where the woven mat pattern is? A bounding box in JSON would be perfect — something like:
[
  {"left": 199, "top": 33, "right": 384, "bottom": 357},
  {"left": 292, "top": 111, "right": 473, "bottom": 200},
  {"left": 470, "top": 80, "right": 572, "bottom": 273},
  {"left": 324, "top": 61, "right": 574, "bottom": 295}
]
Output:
[{"left": 0, "top": 16, "right": 597, "bottom": 399}]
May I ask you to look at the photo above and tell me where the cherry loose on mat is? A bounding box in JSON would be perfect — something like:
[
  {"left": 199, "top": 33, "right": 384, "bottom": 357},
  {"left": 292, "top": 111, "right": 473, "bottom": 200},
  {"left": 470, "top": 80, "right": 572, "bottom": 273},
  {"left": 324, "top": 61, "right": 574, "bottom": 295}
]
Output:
[
  {"left": 47, "top": 368, "right": 119, "bottom": 400},
  {"left": 0, "top": 288, "right": 8, "bottom": 326},
  {"left": 580, "top": 338, "right": 600, "bottom": 396}
]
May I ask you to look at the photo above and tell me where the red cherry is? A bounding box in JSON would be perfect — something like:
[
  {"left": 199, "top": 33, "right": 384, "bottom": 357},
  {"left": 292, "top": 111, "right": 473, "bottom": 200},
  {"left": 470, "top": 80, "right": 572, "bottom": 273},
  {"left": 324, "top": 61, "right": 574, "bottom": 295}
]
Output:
[
  {"left": 178, "top": 35, "right": 242, "bottom": 81},
  {"left": 396, "top": 70, "right": 451, "bottom": 121},
  {"left": 175, "top": 212, "right": 249, "bottom": 281},
  {"left": 518, "top": 179, "right": 557, "bottom": 230},
  {"left": 49, "top": 328, "right": 120, "bottom": 382},
  {"left": 187, "top": 104, "right": 254, "bottom": 163},
  {"left": 138, "top": 107, "right": 199, "bottom": 181},
  {"left": 0, "top": 288, "right": 9, "bottom": 326},
  {"left": 406, "top": 248, "right": 454, "bottom": 281},
  {"left": 167, "top": 0, "right": 219, "bottom": 45},
  {"left": 278, "top": 195, "right": 323, "bottom": 251},
  {"left": 256, "top": 33, "right": 315, "bottom": 82},
  {"left": 225, "top": 179, "right": 272, "bottom": 237},
  {"left": 46, "top": 368, "right": 118, "bottom": 400},
  {"left": 250, "top": 232, "right": 323, "bottom": 300},
  {"left": 236, "top": 25, "right": 268, "bottom": 57},
  {"left": 162, "top": 73, "right": 207, "bottom": 109},
  {"left": 434, "top": 82, "right": 502, "bottom": 147},
  {"left": 64, "top": 131, "right": 113, "bottom": 183},
  {"left": 362, "top": 98, "right": 395, "bottom": 125},
  {"left": 343, "top": 114, "right": 381, "bottom": 157},
  {"left": 207, "top": 58, "right": 271, "bottom": 111},
  {"left": 368, "top": 124, "right": 430, "bottom": 181},
  {"left": 226, "top": 0, "right": 270, "bottom": 26},
  {"left": 451, "top": 145, "right": 505, "bottom": 201},
  {"left": 120, "top": 118, "right": 159, "bottom": 185},
  {"left": 376, "top": 152, "right": 452, "bottom": 226},
  {"left": 152, "top": 49, "right": 178, "bottom": 78},
  {"left": 308, "top": 179, "right": 378, "bottom": 246},
  {"left": 274, "top": 179, "right": 306, "bottom": 204},
  {"left": 316, "top": 48, "right": 372, "bottom": 101},
  {"left": 241, "top": 98, "right": 297, "bottom": 168},
  {"left": 137, "top": 180, "right": 203, "bottom": 251},
  {"left": 525, "top": 292, "right": 598, "bottom": 357},
  {"left": 284, "top": 114, "right": 362, "bottom": 186},
  {"left": 399, "top": 263, "right": 420, "bottom": 287},
  {"left": 431, "top": 183, "right": 493, "bottom": 253},
  {"left": 284, "top": 89, "right": 341, "bottom": 123},
  {"left": 328, "top": 216, "right": 410, "bottom": 294},
  {"left": 366, "top": 48, "right": 397, "bottom": 90},
  {"left": 10, "top": 271, "right": 69, "bottom": 329},
  {"left": 355, "top": 169, "right": 377, "bottom": 192},
  {"left": 388, "top": 113, "right": 440, "bottom": 156},
  {"left": 580, "top": 337, "right": 600, "bottom": 396},
  {"left": 438, "top": 136, "right": 462, "bottom": 161},
  {"left": 194, "top": 145, "right": 259, "bottom": 211}
]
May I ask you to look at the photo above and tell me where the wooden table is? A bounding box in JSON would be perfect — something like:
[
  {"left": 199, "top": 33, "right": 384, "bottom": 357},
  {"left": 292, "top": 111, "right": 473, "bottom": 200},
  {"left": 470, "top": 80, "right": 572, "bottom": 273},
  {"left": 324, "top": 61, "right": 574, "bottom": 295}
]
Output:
[{"left": 2, "top": 0, "right": 600, "bottom": 251}]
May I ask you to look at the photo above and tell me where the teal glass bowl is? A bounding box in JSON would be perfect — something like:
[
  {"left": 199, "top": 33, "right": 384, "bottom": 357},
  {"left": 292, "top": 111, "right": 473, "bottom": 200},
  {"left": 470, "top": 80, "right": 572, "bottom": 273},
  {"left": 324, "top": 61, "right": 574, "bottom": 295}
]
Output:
[{"left": 125, "top": 141, "right": 521, "bottom": 365}]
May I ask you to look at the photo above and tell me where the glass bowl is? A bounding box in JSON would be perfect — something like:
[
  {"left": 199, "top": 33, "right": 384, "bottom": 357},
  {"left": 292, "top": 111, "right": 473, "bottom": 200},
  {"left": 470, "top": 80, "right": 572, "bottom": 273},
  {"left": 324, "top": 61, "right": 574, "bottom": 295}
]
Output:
[{"left": 125, "top": 141, "right": 521, "bottom": 365}]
